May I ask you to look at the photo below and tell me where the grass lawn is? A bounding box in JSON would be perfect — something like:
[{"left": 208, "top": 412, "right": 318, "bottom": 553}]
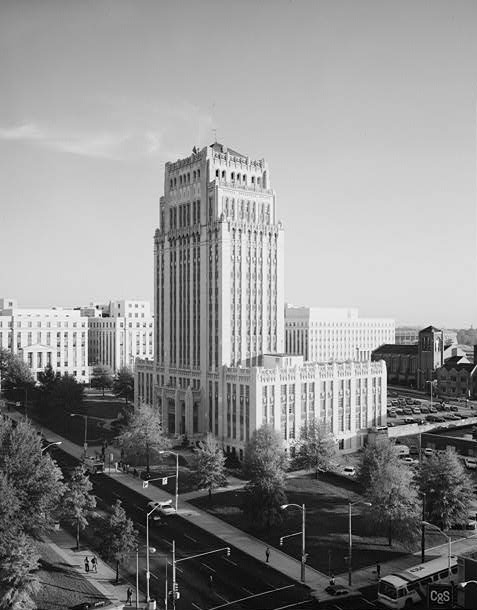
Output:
[
  {"left": 191, "top": 473, "right": 431, "bottom": 576},
  {"left": 34, "top": 541, "right": 109, "bottom": 610}
]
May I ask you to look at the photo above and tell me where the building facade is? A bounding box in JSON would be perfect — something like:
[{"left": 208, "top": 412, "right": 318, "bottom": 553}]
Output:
[
  {"left": 0, "top": 300, "right": 89, "bottom": 383},
  {"left": 145, "top": 143, "right": 388, "bottom": 455},
  {"left": 285, "top": 305, "right": 394, "bottom": 362},
  {"left": 87, "top": 300, "right": 154, "bottom": 372},
  {"left": 395, "top": 326, "right": 457, "bottom": 346}
]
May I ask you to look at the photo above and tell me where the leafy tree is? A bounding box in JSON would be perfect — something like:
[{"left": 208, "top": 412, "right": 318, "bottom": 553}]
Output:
[
  {"left": 358, "top": 438, "right": 399, "bottom": 490},
  {"left": 50, "top": 373, "right": 84, "bottom": 412},
  {"left": 62, "top": 466, "right": 97, "bottom": 550},
  {"left": 91, "top": 365, "right": 114, "bottom": 398},
  {"left": 242, "top": 425, "right": 288, "bottom": 530},
  {"left": 118, "top": 402, "right": 170, "bottom": 474},
  {"left": 112, "top": 366, "right": 134, "bottom": 404},
  {"left": 293, "top": 419, "right": 337, "bottom": 479},
  {"left": 0, "top": 348, "right": 35, "bottom": 403},
  {"left": 0, "top": 531, "right": 39, "bottom": 610},
  {"left": 419, "top": 449, "right": 473, "bottom": 530},
  {"left": 99, "top": 500, "right": 138, "bottom": 583},
  {"left": 195, "top": 433, "right": 227, "bottom": 502},
  {"left": 0, "top": 418, "right": 65, "bottom": 538},
  {"left": 37, "top": 364, "right": 58, "bottom": 394}
]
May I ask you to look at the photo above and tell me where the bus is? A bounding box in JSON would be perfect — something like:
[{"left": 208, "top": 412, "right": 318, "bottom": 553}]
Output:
[{"left": 377, "top": 555, "right": 458, "bottom": 609}]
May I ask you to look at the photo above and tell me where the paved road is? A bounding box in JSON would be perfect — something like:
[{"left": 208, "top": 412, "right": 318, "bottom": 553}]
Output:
[{"left": 51, "top": 446, "right": 316, "bottom": 610}]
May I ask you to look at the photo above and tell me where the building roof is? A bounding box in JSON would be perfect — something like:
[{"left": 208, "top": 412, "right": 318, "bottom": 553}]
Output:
[
  {"left": 440, "top": 356, "right": 476, "bottom": 372},
  {"left": 420, "top": 325, "right": 442, "bottom": 333},
  {"left": 210, "top": 142, "right": 247, "bottom": 159},
  {"left": 373, "top": 344, "right": 418, "bottom": 355}
]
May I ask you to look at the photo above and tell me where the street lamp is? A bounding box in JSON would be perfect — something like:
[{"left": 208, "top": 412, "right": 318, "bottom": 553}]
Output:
[
  {"left": 280, "top": 503, "right": 306, "bottom": 582},
  {"left": 135, "top": 545, "right": 156, "bottom": 609},
  {"left": 158, "top": 450, "right": 179, "bottom": 512},
  {"left": 348, "top": 501, "right": 372, "bottom": 586},
  {"left": 422, "top": 521, "right": 452, "bottom": 574},
  {"left": 146, "top": 503, "right": 164, "bottom": 604},
  {"left": 41, "top": 441, "right": 62, "bottom": 454},
  {"left": 70, "top": 413, "right": 88, "bottom": 457}
]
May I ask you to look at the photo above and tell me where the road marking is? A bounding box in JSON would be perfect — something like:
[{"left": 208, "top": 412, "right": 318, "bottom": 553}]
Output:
[
  {"left": 201, "top": 562, "right": 216, "bottom": 572},
  {"left": 161, "top": 538, "right": 173, "bottom": 547},
  {"left": 184, "top": 534, "right": 197, "bottom": 542},
  {"left": 133, "top": 504, "right": 144, "bottom": 512},
  {"left": 192, "top": 604, "right": 202, "bottom": 610},
  {"left": 215, "top": 593, "right": 228, "bottom": 602},
  {"left": 273, "top": 601, "right": 314, "bottom": 609},
  {"left": 223, "top": 557, "right": 238, "bottom": 567},
  {"left": 241, "top": 587, "right": 254, "bottom": 595},
  {"left": 263, "top": 581, "right": 274, "bottom": 588}
]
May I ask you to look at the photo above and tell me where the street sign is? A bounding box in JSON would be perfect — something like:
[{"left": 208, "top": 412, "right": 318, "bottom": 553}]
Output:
[
  {"left": 428, "top": 584, "right": 453, "bottom": 609},
  {"left": 143, "top": 481, "right": 149, "bottom": 489},
  {"left": 162, "top": 477, "right": 168, "bottom": 485}
]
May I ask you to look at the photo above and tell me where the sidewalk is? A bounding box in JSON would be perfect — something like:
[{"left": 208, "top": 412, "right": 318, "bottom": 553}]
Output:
[{"left": 10, "top": 407, "right": 477, "bottom": 603}]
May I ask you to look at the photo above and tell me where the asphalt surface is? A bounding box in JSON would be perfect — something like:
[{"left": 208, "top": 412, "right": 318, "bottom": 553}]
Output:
[{"left": 50, "top": 446, "right": 318, "bottom": 610}]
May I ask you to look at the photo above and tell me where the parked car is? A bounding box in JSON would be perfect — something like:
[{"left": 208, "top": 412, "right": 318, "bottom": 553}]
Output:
[
  {"left": 395, "top": 408, "right": 404, "bottom": 415},
  {"left": 413, "top": 399, "right": 421, "bottom": 405},
  {"left": 387, "top": 410, "right": 397, "bottom": 418},
  {"left": 325, "top": 585, "right": 349, "bottom": 596},
  {"left": 404, "top": 417, "right": 416, "bottom": 424},
  {"left": 412, "top": 407, "right": 421, "bottom": 414},
  {"left": 147, "top": 499, "right": 177, "bottom": 517},
  {"left": 402, "top": 457, "right": 419, "bottom": 466},
  {"left": 444, "top": 414, "right": 460, "bottom": 421},
  {"left": 464, "top": 458, "right": 477, "bottom": 470},
  {"left": 426, "top": 415, "right": 438, "bottom": 422},
  {"left": 434, "top": 416, "right": 446, "bottom": 423},
  {"left": 428, "top": 406, "right": 438, "bottom": 413},
  {"left": 420, "top": 406, "right": 430, "bottom": 414},
  {"left": 403, "top": 407, "right": 413, "bottom": 415},
  {"left": 423, "top": 448, "right": 434, "bottom": 456},
  {"left": 450, "top": 405, "right": 459, "bottom": 412},
  {"left": 342, "top": 466, "right": 356, "bottom": 477}
]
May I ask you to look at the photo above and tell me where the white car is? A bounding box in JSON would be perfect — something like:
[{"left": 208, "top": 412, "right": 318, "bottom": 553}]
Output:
[
  {"left": 147, "top": 500, "right": 177, "bottom": 517},
  {"left": 402, "top": 457, "right": 419, "bottom": 466},
  {"left": 342, "top": 466, "right": 356, "bottom": 477}
]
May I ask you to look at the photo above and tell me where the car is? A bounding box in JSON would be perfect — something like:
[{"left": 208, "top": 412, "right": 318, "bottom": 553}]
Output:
[
  {"left": 452, "top": 519, "right": 477, "bottom": 531},
  {"left": 450, "top": 405, "right": 459, "bottom": 412},
  {"left": 387, "top": 410, "right": 397, "bottom": 418},
  {"left": 342, "top": 466, "right": 356, "bottom": 477},
  {"left": 403, "top": 407, "right": 413, "bottom": 415},
  {"left": 395, "top": 408, "right": 404, "bottom": 415},
  {"left": 444, "top": 414, "right": 460, "bottom": 421},
  {"left": 404, "top": 417, "right": 415, "bottom": 424},
  {"left": 325, "top": 584, "right": 349, "bottom": 596},
  {"left": 464, "top": 458, "right": 477, "bottom": 470},
  {"left": 428, "top": 406, "right": 438, "bottom": 413},
  {"left": 426, "top": 415, "right": 438, "bottom": 422},
  {"left": 412, "top": 407, "right": 422, "bottom": 414},
  {"left": 434, "top": 416, "right": 446, "bottom": 422},
  {"left": 413, "top": 399, "right": 421, "bottom": 405},
  {"left": 402, "top": 457, "right": 419, "bottom": 466},
  {"left": 405, "top": 398, "right": 414, "bottom": 405},
  {"left": 420, "top": 406, "right": 430, "bottom": 414},
  {"left": 423, "top": 448, "right": 434, "bottom": 456},
  {"left": 147, "top": 499, "right": 177, "bottom": 517},
  {"left": 440, "top": 404, "right": 450, "bottom": 411}
]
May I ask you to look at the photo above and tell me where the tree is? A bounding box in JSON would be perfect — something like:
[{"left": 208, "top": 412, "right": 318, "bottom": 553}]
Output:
[
  {"left": 99, "top": 500, "right": 138, "bottom": 583},
  {"left": 293, "top": 419, "right": 337, "bottom": 479},
  {"left": 195, "top": 434, "right": 227, "bottom": 502},
  {"left": 91, "top": 365, "right": 114, "bottom": 398},
  {"left": 37, "top": 364, "right": 58, "bottom": 394},
  {"left": 0, "top": 348, "right": 35, "bottom": 402},
  {"left": 419, "top": 449, "right": 473, "bottom": 530},
  {"left": 0, "top": 531, "right": 40, "bottom": 610},
  {"left": 50, "top": 373, "right": 84, "bottom": 412},
  {"left": 118, "top": 402, "right": 170, "bottom": 474},
  {"left": 62, "top": 466, "right": 97, "bottom": 550},
  {"left": 242, "top": 425, "right": 288, "bottom": 530},
  {"left": 112, "top": 366, "right": 134, "bottom": 404},
  {"left": 0, "top": 418, "right": 65, "bottom": 538},
  {"left": 359, "top": 439, "right": 421, "bottom": 546}
]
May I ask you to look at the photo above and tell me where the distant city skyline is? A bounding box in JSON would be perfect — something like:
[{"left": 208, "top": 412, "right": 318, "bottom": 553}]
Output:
[{"left": 1, "top": 1, "right": 476, "bottom": 328}]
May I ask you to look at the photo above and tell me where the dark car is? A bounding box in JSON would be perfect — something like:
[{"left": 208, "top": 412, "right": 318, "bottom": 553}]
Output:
[
  {"left": 450, "top": 405, "right": 459, "bottom": 412},
  {"left": 420, "top": 406, "right": 430, "bottom": 414},
  {"left": 325, "top": 584, "right": 349, "bottom": 596},
  {"left": 404, "top": 417, "right": 415, "bottom": 424}
]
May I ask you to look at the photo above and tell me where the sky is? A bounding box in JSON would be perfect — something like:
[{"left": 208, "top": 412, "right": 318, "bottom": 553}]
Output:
[{"left": 1, "top": 0, "right": 476, "bottom": 329}]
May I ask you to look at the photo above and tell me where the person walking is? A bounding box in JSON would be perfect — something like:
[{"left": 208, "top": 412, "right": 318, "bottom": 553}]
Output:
[
  {"left": 208, "top": 574, "right": 213, "bottom": 590},
  {"left": 126, "top": 587, "right": 133, "bottom": 606},
  {"left": 376, "top": 561, "right": 381, "bottom": 579},
  {"left": 329, "top": 573, "right": 335, "bottom": 586},
  {"left": 265, "top": 547, "right": 270, "bottom": 563},
  {"left": 84, "top": 556, "right": 90, "bottom": 573},
  {"left": 91, "top": 556, "right": 97, "bottom": 573}
]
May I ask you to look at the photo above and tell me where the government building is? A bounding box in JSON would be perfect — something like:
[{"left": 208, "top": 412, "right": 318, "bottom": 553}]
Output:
[
  {"left": 136, "top": 143, "right": 387, "bottom": 456},
  {"left": 0, "top": 297, "right": 89, "bottom": 383}
]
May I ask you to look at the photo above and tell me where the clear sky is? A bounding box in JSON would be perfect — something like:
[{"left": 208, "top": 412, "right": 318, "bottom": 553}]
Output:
[{"left": 1, "top": 0, "right": 476, "bottom": 328}]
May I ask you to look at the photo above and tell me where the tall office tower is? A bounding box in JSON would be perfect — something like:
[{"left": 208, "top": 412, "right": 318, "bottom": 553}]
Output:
[{"left": 154, "top": 143, "right": 284, "bottom": 435}]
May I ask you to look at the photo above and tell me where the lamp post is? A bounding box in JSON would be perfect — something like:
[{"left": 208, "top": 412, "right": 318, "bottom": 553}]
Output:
[
  {"left": 70, "top": 413, "right": 88, "bottom": 457},
  {"left": 422, "top": 521, "right": 452, "bottom": 574},
  {"left": 134, "top": 545, "right": 156, "bottom": 609},
  {"left": 426, "top": 380, "right": 434, "bottom": 410},
  {"left": 280, "top": 503, "right": 306, "bottom": 582},
  {"left": 420, "top": 493, "right": 426, "bottom": 563},
  {"left": 146, "top": 503, "right": 163, "bottom": 603},
  {"left": 41, "top": 441, "right": 62, "bottom": 454},
  {"left": 158, "top": 450, "right": 179, "bottom": 512},
  {"left": 348, "top": 501, "right": 372, "bottom": 586}
]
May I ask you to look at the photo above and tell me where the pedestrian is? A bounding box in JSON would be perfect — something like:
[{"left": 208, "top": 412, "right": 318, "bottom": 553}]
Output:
[
  {"left": 265, "top": 547, "right": 270, "bottom": 563},
  {"left": 376, "top": 561, "right": 381, "bottom": 579},
  {"left": 91, "top": 556, "right": 97, "bottom": 573},
  {"left": 126, "top": 587, "right": 133, "bottom": 606},
  {"left": 329, "top": 573, "right": 335, "bottom": 586},
  {"left": 84, "top": 556, "right": 90, "bottom": 573},
  {"left": 208, "top": 574, "right": 213, "bottom": 589}
]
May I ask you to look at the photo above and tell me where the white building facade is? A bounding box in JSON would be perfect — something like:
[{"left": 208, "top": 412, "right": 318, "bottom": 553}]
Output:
[
  {"left": 146, "top": 144, "right": 388, "bottom": 455},
  {"left": 0, "top": 300, "right": 89, "bottom": 383},
  {"left": 87, "top": 300, "right": 154, "bottom": 372},
  {"left": 285, "top": 305, "right": 395, "bottom": 362}
]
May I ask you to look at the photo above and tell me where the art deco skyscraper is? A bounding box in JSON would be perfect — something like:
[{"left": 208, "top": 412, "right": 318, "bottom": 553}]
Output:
[{"left": 154, "top": 143, "right": 284, "bottom": 435}]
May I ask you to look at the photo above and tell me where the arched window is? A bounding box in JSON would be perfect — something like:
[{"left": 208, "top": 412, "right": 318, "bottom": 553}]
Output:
[
  {"left": 193, "top": 171, "right": 196, "bottom": 180},
  {"left": 197, "top": 169, "right": 200, "bottom": 178},
  {"left": 170, "top": 179, "right": 173, "bottom": 189},
  {"left": 216, "top": 169, "right": 219, "bottom": 178},
  {"left": 187, "top": 173, "right": 190, "bottom": 183},
  {"left": 174, "top": 177, "right": 177, "bottom": 186},
  {"left": 231, "top": 172, "right": 235, "bottom": 181},
  {"left": 222, "top": 170, "right": 226, "bottom": 179},
  {"left": 179, "top": 175, "right": 183, "bottom": 185},
  {"left": 251, "top": 176, "right": 255, "bottom": 184}
]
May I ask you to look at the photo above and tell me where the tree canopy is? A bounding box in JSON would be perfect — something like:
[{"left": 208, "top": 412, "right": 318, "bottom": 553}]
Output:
[
  {"left": 50, "top": 373, "right": 84, "bottom": 412},
  {"left": 91, "top": 365, "right": 114, "bottom": 397},
  {"left": 242, "top": 425, "right": 288, "bottom": 530},
  {"left": 0, "top": 348, "right": 35, "bottom": 393},
  {"left": 99, "top": 499, "right": 138, "bottom": 583},
  {"left": 112, "top": 366, "right": 134, "bottom": 404},
  {"left": 195, "top": 433, "right": 227, "bottom": 501},
  {"left": 62, "top": 466, "right": 97, "bottom": 550},
  {"left": 118, "top": 402, "right": 170, "bottom": 473},
  {"left": 419, "top": 449, "right": 473, "bottom": 530},
  {"left": 293, "top": 419, "right": 336, "bottom": 478}
]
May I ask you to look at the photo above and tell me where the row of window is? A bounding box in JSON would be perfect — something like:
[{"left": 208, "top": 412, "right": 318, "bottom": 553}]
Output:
[{"left": 169, "top": 168, "right": 201, "bottom": 189}]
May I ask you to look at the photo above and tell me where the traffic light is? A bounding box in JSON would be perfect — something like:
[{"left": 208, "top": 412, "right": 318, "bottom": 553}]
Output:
[
  {"left": 226, "top": 547, "right": 230, "bottom": 556},
  {"left": 279, "top": 537, "right": 284, "bottom": 546},
  {"left": 173, "top": 582, "right": 180, "bottom": 599}
]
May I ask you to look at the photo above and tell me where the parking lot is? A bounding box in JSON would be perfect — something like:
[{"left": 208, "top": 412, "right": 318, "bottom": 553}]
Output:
[{"left": 386, "top": 392, "right": 477, "bottom": 428}]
